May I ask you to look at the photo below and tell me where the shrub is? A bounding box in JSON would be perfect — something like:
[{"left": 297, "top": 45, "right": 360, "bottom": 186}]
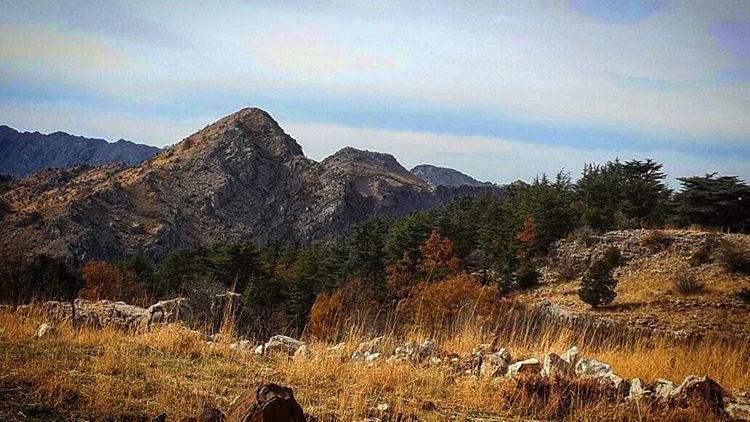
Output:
[
  {"left": 688, "top": 234, "right": 718, "bottom": 266},
  {"left": 717, "top": 239, "right": 750, "bottom": 274},
  {"left": 552, "top": 249, "right": 579, "bottom": 282},
  {"left": 416, "top": 231, "right": 460, "bottom": 282},
  {"left": 396, "top": 273, "right": 500, "bottom": 333},
  {"left": 79, "top": 261, "right": 148, "bottom": 306},
  {"left": 307, "top": 278, "right": 378, "bottom": 341},
  {"left": 515, "top": 265, "right": 540, "bottom": 290},
  {"left": 641, "top": 229, "right": 672, "bottom": 251},
  {"left": 578, "top": 247, "right": 621, "bottom": 309},
  {"left": 672, "top": 270, "right": 705, "bottom": 295},
  {"left": 735, "top": 288, "right": 750, "bottom": 303}
]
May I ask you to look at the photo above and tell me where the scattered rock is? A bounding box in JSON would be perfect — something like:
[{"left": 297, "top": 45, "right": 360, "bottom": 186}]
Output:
[
  {"left": 480, "top": 348, "right": 512, "bottom": 378},
  {"left": 560, "top": 346, "right": 581, "bottom": 368},
  {"left": 506, "top": 358, "right": 541, "bottom": 377},
  {"left": 263, "top": 335, "right": 305, "bottom": 356},
  {"left": 651, "top": 378, "right": 679, "bottom": 399},
  {"left": 391, "top": 338, "right": 440, "bottom": 363},
  {"left": 356, "top": 336, "right": 386, "bottom": 355},
  {"left": 672, "top": 375, "right": 725, "bottom": 414},
  {"left": 34, "top": 322, "right": 57, "bottom": 339},
  {"left": 148, "top": 298, "right": 193, "bottom": 327},
  {"left": 575, "top": 357, "right": 612, "bottom": 378},
  {"left": 541, "top": 352, "right": 573, "bottom": 378},
  {"left": 627, "top": 378, "right": 649, "bottom": 401}
]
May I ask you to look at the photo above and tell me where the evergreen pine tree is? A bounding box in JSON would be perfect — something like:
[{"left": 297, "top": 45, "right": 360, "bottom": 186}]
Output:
[{"left": 578, "top": 247, "right": 622, "bottom": 309}]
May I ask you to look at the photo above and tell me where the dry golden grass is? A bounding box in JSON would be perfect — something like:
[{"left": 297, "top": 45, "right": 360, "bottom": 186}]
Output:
[
  {"left": 527, "top": 249, "right": 750, "bottom": 337},
  {"left": 1, "top": 303, "right": 747, "bottom": 421}
]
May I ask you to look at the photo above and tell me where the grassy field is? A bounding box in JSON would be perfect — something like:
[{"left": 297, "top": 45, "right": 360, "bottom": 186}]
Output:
[{"left": 1, "top": 304, "right": 748, "bottom": 421}]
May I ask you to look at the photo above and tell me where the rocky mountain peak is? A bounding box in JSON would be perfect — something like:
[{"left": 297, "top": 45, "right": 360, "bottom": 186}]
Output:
[
  {"left": 325, "top": 147, "right": 400, "bottom": 169},
  {"left": 410, "top": 164, "right": 492, "bottom": 188},
  {"left": 323, "top": 147, "right": 429, "bottom": 189}
]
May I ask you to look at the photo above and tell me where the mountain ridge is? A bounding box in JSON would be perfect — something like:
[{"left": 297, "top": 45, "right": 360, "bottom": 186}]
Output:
[
  {"left": 410, "top": 164, "right": 493, "bottom": 187},
  {"left": 0, "top": 108, "right": 505, "bottom": 265},
  {"left": 0, "top": 125, "right": 162, "bottom": 177}
]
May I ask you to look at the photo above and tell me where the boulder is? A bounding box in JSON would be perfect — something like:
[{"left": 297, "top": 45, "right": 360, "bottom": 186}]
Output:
[
  {"left": 147, "top": 298, "right": 193, "bottom": 327},
  {"left": 672, "top": 375, "right": 725, "bottom": 414},
  {"left": 351, "top": 351, "right": 382, "bottom": 363},
  {"left": 226, "top": 383, "right": 306, "bottom": 422},
  {"left": 560, "top": 346, "right": 581, "bottom": 368},
  {"left": 541, "top": 352, "right": 573, "bottom": 378},
  {"left": 506, "top": 358, "right": 542, "bottom": 377},
  {"left": 480, "top": 348, "right": 512, "bottom": 378},
  {"left": 627, "top": 378, "right": 649, "bottom": 401},
  {"left": 254, "top": 345, "right": 265, "bottom": 355},
  {"left": 651, "top": 378, "right": 679, "bottom": 399},
  {"left": 356, "top": 336, "right": 386, "bottom": 355},
  {"left": 391, "top": 338, "right": 440, "bottom": 363},
  {"left": 575, "top": 357, "right": 612, "bottom": 378},
  {"left": 263, "top": 335, "right": 305, "bottom": 356},
  {"left": 35, "top": 322, "right": 57, "bottom": 339},
  {"left": 601, "top": 373, "right": 631, "bottom": 397}
]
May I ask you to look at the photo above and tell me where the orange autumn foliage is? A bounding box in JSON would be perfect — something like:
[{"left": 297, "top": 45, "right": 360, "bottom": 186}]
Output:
[
  {"left": 416, "top": 231, "right": 460, "bottom": 282},
  {"left": 307, "top": 278, "right": 378, "bottom": 341},
  {"left": 396, "top": 273, "right": 500, "bottom": 334},
  {"left": 515, "top": 216, "right": 538, "bottom": 244},
  {"left": 79, "top": 261, "right": 148, "bottom": 306}
]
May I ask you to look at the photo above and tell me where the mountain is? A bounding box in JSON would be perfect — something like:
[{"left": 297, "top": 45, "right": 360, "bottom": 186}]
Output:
[
  {"left": 0, "top": 108, "right": 504, "bottom": 265},
  {"left": 410, "top": 164, "right": 493, "bottom": 187},
  {"left": 0, "top": 125, "right": 162, "bottom": 177}
]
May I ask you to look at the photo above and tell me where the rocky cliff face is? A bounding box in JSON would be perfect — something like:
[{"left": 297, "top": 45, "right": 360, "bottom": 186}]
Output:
[
  {"left": 410, "top": 164, "right": 493, "bottom": 187},
  {"left": 0, "top": 108, "right": 505, "bottom": 265},
  {"left": 0, "top": 125, "right": 161, "bottom": 177}
]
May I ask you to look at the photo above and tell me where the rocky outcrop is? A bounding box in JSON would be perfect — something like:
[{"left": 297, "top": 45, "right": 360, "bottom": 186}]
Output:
[
  {"left": 410, "top": 164, "right": 493, "bottom": 188},
  {"left": 227, "top": 384, "right": 307, "bottom": 422},
  {"left": 0, "top": 108, "right": 506, "bottom": 265},
  {"left": 26, "top": 298, "right": 194, "bottom": 331},
  {"left": 261, "top": 335, "right": 306, "bottom": 356},
  {"left": 147, "top": 298, "right": 192, "bottom": 326},
  {"left": 0, "top": 125, "right": 160, "bottom": 177}
]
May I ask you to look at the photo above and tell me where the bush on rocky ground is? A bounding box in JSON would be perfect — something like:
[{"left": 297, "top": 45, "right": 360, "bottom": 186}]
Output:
[
  {"left": 718, "top": 239, "right": 750, "bottom": 274},
  {"left": 736, "top": 288, "right": 750, "bottom": 303},
  {"left": 672, "top": 269, "right": 705, "bottom": 295},
  {"left": 641, "top": 229, "right": 673, "bottom": 251}
]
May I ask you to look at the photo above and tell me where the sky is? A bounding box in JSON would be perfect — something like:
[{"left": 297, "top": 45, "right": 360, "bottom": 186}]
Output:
[{"left": 1, "top": 0, "right": 749, "bottom": 185}]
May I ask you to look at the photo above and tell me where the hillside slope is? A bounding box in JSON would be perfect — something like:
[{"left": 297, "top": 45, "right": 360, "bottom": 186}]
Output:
[
  {"left": 410, "top": 164, "right": 493, "bottom": 187},
  {"left": 0, "top": 125, "right": 161, "bottom": 176},
  {"left": 525, "top": 229, "right": 750, "bottom": 337},
  {"left": 0, "top": 108, "right": 504, "bottom": 264}
]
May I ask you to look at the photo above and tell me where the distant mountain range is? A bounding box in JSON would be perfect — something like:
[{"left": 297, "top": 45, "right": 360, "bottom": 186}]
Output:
[
  {"left": 410, "top": 164, "right": 493, "bottom": 188},
  {"left": 0, "top": 108, "right": 504, "bottom": 265},
  {"left": 0, "top": 125, "right": 161, "bottom": 177}
]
